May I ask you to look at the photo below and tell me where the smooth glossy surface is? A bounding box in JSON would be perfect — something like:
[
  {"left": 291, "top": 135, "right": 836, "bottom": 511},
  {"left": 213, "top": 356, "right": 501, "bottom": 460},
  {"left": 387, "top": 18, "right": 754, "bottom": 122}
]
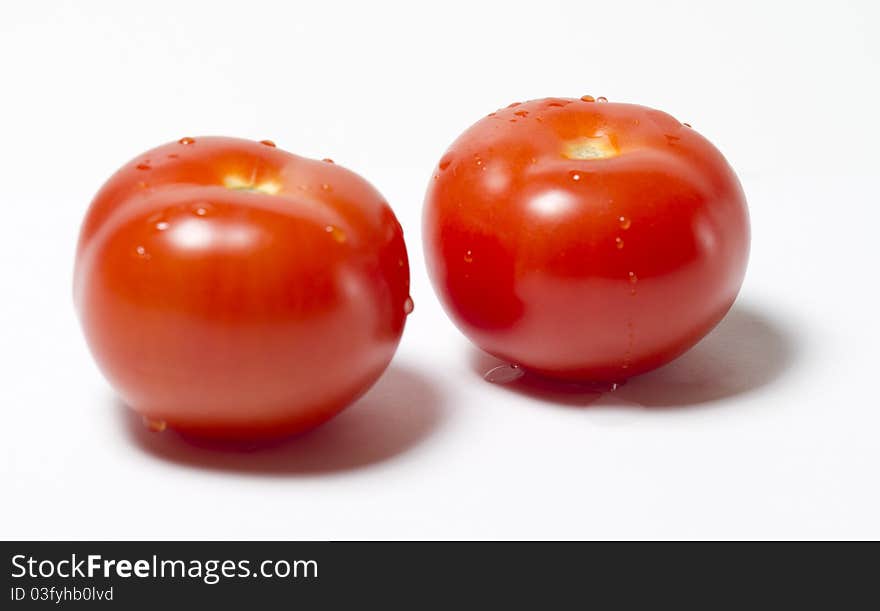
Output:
[
  {"left": 75, "top": 137, "right": 410, "bottom": 438},
  {"left": 424, "top": 98, "right": 749, "bottom": 381}
]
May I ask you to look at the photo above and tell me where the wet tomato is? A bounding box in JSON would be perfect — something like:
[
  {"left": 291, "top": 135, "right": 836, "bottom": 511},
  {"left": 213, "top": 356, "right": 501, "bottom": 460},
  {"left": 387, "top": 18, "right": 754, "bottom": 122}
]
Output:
[
  {"left": 423, "top": 98, "right": 749, "bottom": 382},
  {"left": 75, "top": 137, "right": 410, "bottom": 439}
]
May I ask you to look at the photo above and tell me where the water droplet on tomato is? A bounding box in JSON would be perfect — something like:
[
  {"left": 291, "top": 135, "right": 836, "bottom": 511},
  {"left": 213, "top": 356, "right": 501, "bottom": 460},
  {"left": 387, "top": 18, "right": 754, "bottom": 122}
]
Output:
[
  {"left": 155, "top": 221, "right": 169, "bottom": 231},
  {"left": 615, "top": 237, "right": 624, "bottom": 249},
  {"left": 403, "top": 296, "right": 414, "bottom": 315},
  {"left": 259, "top": 139, "right": 276, "bottom": 147},
  {"left": 596, "top": 96, "right": 608, "bottom": 103},
  {"left": 622, "top": 320, "right": 635, "bottom": 370},
  {"left": 569, "top": 171, "right": 582, "bottom": 182},
  {"left": 142, "top": 416, "right": 167, "bottom": 432},
  {"left": 322, "top": 158, "right": 335, "bottom": 164},
  {"left": 628, "top": 271, "right": 638, "bottom": 284},
  {"left": 439, "top": 155, "right": 452, "bottom": 170},
  {"left": 619, "top": 216, "right": 631, "bottom": 230},
  {"left": 484, "top": 363, "right": 524, "bottom": 384},
  {"left": 464, "top": 249, "right": 473, "bottom": 263},
  {"left": 193, "top": 204, "right": 212, "bottom": 217},
  {"left": 623, "top": 320, "right": 636, "bottom": 369},
  {"left": 580, "top": 95, "right": 595, "bottom": 102},
  {"left": 398, "top": 258, "right": 405, "bottom": 267},
  {"left": 567, "top": 380, "right": 623, "bottom": 392},
  {"left": 167, "top": 153, "right": 179, "bottom": 159},
  {"left": 514, "top": 110, "right": 528, "bottom": 117},
  {"left": 136, "top": 162, "right": 151, "bottom": 171},
  {"left": 325, "top": 225, "right": 346, "bottom": 243},
  {"left": 507, "top": 102, "right": 521, "bottom": 108},
  {"left": 321, "top": 183, "right": 332, "bottom": 191},
  {"left": 178, "top": 137, "right": 195, "bottom": 145},
  {"left": 135, "top": 245, "right": 149, "bottom": 259}
]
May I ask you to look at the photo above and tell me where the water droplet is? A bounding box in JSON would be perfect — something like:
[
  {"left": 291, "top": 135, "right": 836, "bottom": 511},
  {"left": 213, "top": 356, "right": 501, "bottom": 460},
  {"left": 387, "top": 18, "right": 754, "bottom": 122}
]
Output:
[
  {"left": 322, "top": 158, "right": 335, "bottom": 164},
  {"left": 618, "top": 216, "right": 631, "bottom": 230},
  {"left": 575, "top": 380, "right": 623, "bottom": 392},
  {"left": 628, "top": 271, "right": 638, "bottom": 284},
  {"left": 615, "top": 237, "right": 625, "bottom": 249},
  {"left": 167, "top": 153, "right": 179, "bottom": 159},
  {"left": 546, "top": 101, "right": 566, "bottom": 108},
  {"left": 506, "top": 102, "right": 521, "bottom": 108},
  {"left": 484, "top": 363, "right": 525, "bottom": 384},
  {"left": 321, "top": 183, "right": 332, "bottom": 191},
  {"left": 514, "top": 110, "right": 529, "bottom": 117},
  {"left": 580, "top": 95, "right": 595, "bottom": 102},
  {"left": 142, "top": 416, "right": 167, "bottom": 432},
  {"left": 569, "top": 170, "right": 582, "bottom": 182},
  {"left": 193, "top": 206, "right": 209, "bottom": 216},
  {"left": 474, "top": 155, "right": 483, "bottom": 167},
  {"left": 398, "top": 258, "right": 405, "bottom": 267},
  {"left": 596, "top": 96, "right": 608, "bottom": 103},
  {"left": 464, "top": 249, "right": 473, "bottom": 263},
  {"left": 530, "top": 157, "right": 537, "bottom": 164},
  {"left": 509, "top": 119, "right": 517, "bottom": 123},
  {"left": 683, "top": 122, "right": 692, "bottom": 128},
  {"left": 156, "top": 221, "right": 169, "bottom": 231},
  {"left": 403, "top": 296, "right": 414, "bottom": 315},
  {"left": 439, "top": 155, "right": 452, "bottom": 170},
  {"left": 622, "top": 320, "right": 635, "bottom": 371},
  {"left": 178, "top": 137, "right": 195, "bottom": 145},
  {"left": 136, "top": 162, "right": 151, "bottom": 171},
  {"left": 487, "top": 112, "right": 497, "bottom": 117},
  {"left": 135, "top": 245, "right": 149, "bottom": 259},
  {"left": 325, "top": 225, "right": 346, "bottom": 243},
  {"left": 259, "top": 139, "right": 276, "bottom": 147}
]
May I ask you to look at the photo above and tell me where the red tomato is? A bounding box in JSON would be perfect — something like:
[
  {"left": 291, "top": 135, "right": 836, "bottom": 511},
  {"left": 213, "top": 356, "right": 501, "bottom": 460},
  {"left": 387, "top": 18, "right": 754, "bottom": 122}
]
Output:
[
  {"left": 75, "top": 137, "right": 410, "bottom": 439},
  {"left": 423, "top": 98, "right": 749, "bottom": 382}
]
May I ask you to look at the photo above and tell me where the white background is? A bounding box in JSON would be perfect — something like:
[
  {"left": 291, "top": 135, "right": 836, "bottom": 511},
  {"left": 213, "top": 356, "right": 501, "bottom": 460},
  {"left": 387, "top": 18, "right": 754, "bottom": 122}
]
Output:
[{"left": 2, "top": 0, "right": 878, "bottom": 540}]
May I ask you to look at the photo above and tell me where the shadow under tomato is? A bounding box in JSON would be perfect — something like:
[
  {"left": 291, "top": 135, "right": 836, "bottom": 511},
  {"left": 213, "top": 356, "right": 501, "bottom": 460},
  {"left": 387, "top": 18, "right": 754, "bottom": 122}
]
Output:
[
  {"left": 118, "top": 364, "right": 447, "bottom": 475},
  {"left": 468, "top": 302, "right": 799, "bottom": 409}
]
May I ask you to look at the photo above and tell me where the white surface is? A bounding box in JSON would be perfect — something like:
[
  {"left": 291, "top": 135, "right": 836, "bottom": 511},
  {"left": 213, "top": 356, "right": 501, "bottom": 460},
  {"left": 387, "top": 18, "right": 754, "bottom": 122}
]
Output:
[{"left": 2, "top": 0, "right": 878, "bottom": 540}]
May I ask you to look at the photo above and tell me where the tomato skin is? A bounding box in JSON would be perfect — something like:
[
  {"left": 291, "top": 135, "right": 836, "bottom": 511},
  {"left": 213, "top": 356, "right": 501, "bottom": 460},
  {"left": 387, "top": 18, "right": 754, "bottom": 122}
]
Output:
[
  {"left": 75, "top": 137, "right": 410, "bottom": 439},
  {"left": 423, "top": 98, "right": 749, "bottom": 382}
]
